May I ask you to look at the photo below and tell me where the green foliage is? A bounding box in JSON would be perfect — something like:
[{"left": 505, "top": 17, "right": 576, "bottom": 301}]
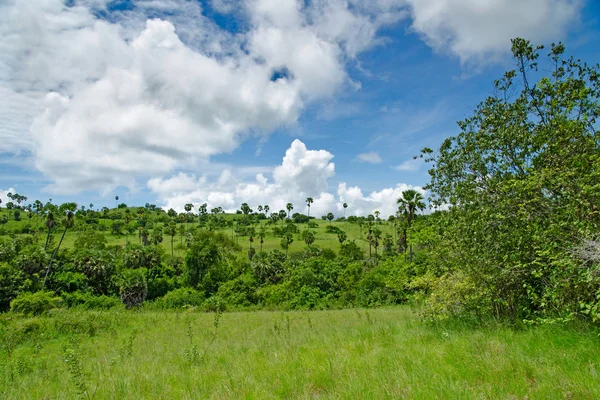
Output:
[
  {"left": 118, "top": 269, "right": 148, "bottom": 308},
  {"left": 61, "top": 291, "right": 121, "bottom": 310},
  {"left": 217, "top": 273, "right": 258, "bottom": 307},
  {"left": 0, "top": 262, "right": 27, "bottom": 311},
  {"left": 153, "top": 287, "right": 205, "bottom": 309},
  {"left": 10, "top": 291, "right": 61, "bottom": 315},
  {"left": 421, "top": 39, "right": 600, "bottom": 321}
]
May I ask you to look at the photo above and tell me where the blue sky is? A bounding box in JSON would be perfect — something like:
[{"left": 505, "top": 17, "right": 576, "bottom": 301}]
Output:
[{"left": 1, "top": 0, "right": 599, "bottom": 216}]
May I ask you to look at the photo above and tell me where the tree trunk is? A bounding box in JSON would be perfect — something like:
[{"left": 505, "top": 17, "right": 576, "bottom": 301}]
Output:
[
  {"left": 42, "top": 225, "right": 68, "bottom": 290},
  {"left": 44, "top": 228, "right": 51, "bottom": 251}
]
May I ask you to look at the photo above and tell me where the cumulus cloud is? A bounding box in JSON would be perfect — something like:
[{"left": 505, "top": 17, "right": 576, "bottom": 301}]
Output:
[
  {"left": 148, "top": 139, "right": 424, "bottom": 218},
  {"left": 1, "top": 0, "right": 405, "bottom": 193},
  {"left": 404, "top": 0, "right": 583, "bottom": 64},
  {"left": 356, "top": 152, "right": 382, "bottom": 164},
  {"left": 0, "top": 0, "right": 584, "bottom": 195},
  {"left": 394, "top": 158, "right": 421, "bottom": 171}
]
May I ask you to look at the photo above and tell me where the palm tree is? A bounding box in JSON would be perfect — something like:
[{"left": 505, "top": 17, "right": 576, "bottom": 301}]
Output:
[
  {"left": 258, "top": 228, "right": 266, "bottom": 252},
  {"left": 278, "top": 210, "right": 287, "bottom": 228},
  {"left": 397, "top": 189, "right": 426, "bottom": 227},
  {"left": 280, "top": 233, "right": 293, "bottom": 256},
  {"left": 397, "top": 189, "right": 425, "bottom": 259},
  {"left": 301, "top": 230, "right": 315, "bottom": 248},
  {"left": 286, "top": 203, "right": 294, "bottom": 218},
  {"left": 327, "top": 212, "right": 334, "bottom": 225},
  {"left": 115, "top": 195, "right": 119, "bottom": 209},
  {"left": 166, "top": 222, "right": 176, "bottom": 256},
  {"left": 306, "top": 197, "right": 313, "bottom": 218},
  {"left": 343, "top": 202, "right": 348, "bottom": 218},
  {"left": 42, "top": 208, "right": 75, "bottom": 289}
]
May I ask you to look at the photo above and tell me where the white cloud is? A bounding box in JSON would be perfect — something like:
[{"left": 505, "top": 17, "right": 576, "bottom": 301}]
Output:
[
  {"left": 356, "top": 152, "right": 382, "bottom": 164},
  {"left": 148, "top": 140, "right": 423, "bottom": 218},
  {"left": 0, "top": 0, "right": 584, "bottom": 194},
  {"left": 1, "top": 0, "right": 408, "bottom": 193},
  {"left": 404, "top": 0, "right": 583, "bottom": 64},
  {"left": 394, "top": 158, "right": 421, "bottom": 171}
]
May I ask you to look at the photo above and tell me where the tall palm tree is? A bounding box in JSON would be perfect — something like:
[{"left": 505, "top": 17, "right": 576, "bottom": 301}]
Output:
[
  {"left": 258, "top": 228, "right": 266, "bottom": 252},
  {"left": 115, "top": 195, "right": 119, "bottom": 209},
  {"left": 306, "top": 197, "right": 313, "bottom": 218},
  {"left": 343, "top": 202, "right": 348, "bottom": 218},
  {"left": 167, "top": 222, "right": 177, "bottom": 257},
  {"left": 397, "top": 189, "right": 426, "bottom": 227},
  {"left": 278, "top": 210, "right": 287, "bottom": 228},
  {"left": 286, "top": 203, "right": 293, "bottom": 218}
]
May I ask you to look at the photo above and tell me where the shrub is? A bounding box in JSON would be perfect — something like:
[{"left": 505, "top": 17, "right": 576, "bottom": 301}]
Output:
[
  {"left": 118, "top": 269, "right": 148, "bottom": 308},
  {"left": 61, "top": 291, "right": 121, "bottom": 310},
  {"left": 325, "top": 225, "right": 343, "bottom": 234},
  {"left": 202, "top": 295, "right": 227, "bottom": 312},
  {"left": 155, "top": 288, "right": 205, "bottom": 309},
  {"left": 217, "top": 273, "right": 258, "bottom": 307},
  {"left": 10, "top": 291, "right": 61, "bottom": 315}
]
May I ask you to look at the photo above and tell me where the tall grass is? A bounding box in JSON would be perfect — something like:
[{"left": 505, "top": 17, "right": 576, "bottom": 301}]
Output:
[{"left": 1, "top": 307, "right": 599, "bottom": 399}]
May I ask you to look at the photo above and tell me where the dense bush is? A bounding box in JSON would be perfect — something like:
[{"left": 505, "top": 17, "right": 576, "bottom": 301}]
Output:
[
  {"left": 10, "top": 291, "right": 61, "bottom": 315},
  {"left": 61, "top": 291, "right": 121, "bottom": 310},
  {"left": 152, "top": 287, "right": 205, "bottom": 309}
]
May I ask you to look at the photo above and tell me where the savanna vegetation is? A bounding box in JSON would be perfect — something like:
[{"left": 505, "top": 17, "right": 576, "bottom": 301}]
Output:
[{"left": 1, "top": 39, "right": 599, "bottom": 398}]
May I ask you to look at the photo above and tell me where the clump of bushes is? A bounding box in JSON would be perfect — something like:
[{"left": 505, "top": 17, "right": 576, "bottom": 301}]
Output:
[{"left": 10, "top": 291, "right": 61, "bottom": 315}]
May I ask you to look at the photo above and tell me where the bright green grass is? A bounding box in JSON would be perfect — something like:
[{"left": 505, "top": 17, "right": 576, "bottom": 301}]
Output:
[{"left": 2, "top": 307, "right": 599, "bottom": 399}]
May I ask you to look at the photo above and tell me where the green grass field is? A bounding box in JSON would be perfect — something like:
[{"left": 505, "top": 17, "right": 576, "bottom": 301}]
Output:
[{"left": 2, "top": 307, "right": 599, "bottom": 399}]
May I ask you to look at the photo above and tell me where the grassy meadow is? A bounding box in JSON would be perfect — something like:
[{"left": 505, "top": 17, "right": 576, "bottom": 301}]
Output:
[{"left": 2, "top": 306, "right": 599, "bottom": 399}]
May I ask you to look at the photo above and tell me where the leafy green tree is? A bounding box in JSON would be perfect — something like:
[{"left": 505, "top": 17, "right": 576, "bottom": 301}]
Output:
[{"left": 421, "top": 39, "right": 600, "bottom": 320}]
